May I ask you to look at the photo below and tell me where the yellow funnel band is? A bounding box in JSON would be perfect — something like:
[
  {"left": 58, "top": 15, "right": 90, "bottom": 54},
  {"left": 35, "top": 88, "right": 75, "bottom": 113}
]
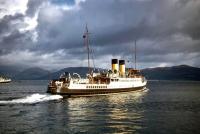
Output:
[
  {"left": 119, "top": 65, "right": 125, "bottom": 75},
  {"left": 119, "top": 65, "right": 125, "bottom": 72},
  {"left": 112, "top": 64, "right": 118, "bottom": 71}
]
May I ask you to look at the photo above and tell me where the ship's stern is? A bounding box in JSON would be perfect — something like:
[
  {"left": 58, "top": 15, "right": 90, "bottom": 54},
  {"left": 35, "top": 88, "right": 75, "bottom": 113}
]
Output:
[{"left": 47, "top": 80, "right": 57, "bottom": 94}]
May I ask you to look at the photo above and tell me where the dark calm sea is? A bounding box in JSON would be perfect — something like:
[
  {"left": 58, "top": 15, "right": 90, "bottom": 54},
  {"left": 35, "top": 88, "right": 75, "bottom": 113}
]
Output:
[{"left": 0, "top": 80, "right": 200, "bottom": 134}]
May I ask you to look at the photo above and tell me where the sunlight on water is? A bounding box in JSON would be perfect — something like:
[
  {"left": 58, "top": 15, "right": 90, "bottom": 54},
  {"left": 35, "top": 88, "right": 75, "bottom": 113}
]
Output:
[
  {"left": 106, "top": 88, "right": 148, "bottom": 104},
  {"left": 0, "top": 93, "right": 63, "bottom": 104},
  {"left": 67, "top": 88, "right": 148, "bottom": 109},
  {"left": 64, "top": 88, "right": 149, "bottom": 133},
  {"left": 105, "top": 88, "right": 148, "bottom": 133}
]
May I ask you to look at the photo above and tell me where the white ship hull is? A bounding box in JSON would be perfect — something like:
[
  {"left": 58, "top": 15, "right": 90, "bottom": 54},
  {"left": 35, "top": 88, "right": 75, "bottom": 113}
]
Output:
[
  {"left": 0, "top": 79, "right": 11, "bottom": 83},
  {"left": 48, "top": 77, "right": 147, "bottom": 96}
]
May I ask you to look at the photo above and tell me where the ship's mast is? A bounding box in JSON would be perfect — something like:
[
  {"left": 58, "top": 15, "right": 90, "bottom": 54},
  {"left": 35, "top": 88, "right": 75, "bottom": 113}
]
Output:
[
  {"left": 134, "top": 40, "right": 137, "bottom": 70},
  {"left": 83, "top": 24, "right": 91, "bottom": 74}
]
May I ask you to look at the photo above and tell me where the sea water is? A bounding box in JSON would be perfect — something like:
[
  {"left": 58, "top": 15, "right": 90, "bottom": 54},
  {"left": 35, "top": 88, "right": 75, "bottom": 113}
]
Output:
[{"left": 0, "top": 80, "right": 200, "bottom": 134}]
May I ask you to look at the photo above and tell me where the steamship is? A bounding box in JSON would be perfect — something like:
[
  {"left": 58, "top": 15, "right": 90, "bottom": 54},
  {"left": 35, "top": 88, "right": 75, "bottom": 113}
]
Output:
[{"left": 47, "top": 26, "right": 147, "bottom": 96}]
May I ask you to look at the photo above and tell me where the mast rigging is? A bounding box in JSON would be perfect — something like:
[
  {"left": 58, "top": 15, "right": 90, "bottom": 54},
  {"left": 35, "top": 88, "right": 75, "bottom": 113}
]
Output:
[{"left": 83, "top": 24, "right": 91, "bottom": 74}]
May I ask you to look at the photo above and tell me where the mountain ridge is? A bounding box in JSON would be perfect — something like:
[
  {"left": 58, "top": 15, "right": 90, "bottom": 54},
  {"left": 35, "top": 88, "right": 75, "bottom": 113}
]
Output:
[
  {"left": 141, "top": 64, "right": 200, "bottom": 81},
  {"left": 1, "top": 65, "right": 200, "bottom": 81}
]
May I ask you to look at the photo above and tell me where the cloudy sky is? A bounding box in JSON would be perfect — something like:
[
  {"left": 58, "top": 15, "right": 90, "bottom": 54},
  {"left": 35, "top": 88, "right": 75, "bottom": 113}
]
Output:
[{"left": 0, "top": 0, "right": 200, "bottom": 70}]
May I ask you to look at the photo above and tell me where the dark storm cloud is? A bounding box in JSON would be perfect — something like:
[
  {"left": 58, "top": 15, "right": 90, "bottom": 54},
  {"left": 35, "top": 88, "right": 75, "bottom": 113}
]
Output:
[
  {"left": 31, "top": 0, "right": 153, "bottom": 56},
  {"left": 0, "top": 0, "right": 200, "bottom": 69},
  {"left": 35, "top": 0, "right": 200, "bottom": 52},
  {"left": 1, "top": 30, "right": 33, "bottom": 52},
  {"left": 27, "top": 0, "right": 200, "bottom": 67},
  {"left": 0, "top": 13, "right": 24, "bottom": 36},
  {"left": 153, "top": 0, "right": 200, "bottom": 40},
  {"left": 0, "top": 12, "right": 36, "bottom": 55},
  {"left": 0, "top": 13, "right": 28, "bottom": 54}
]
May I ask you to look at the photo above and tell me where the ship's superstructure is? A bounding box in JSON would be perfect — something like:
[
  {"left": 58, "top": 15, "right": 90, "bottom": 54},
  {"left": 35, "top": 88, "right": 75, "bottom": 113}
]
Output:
[{"left": 47, "top": 26, "right": 147, "bottom": 96}]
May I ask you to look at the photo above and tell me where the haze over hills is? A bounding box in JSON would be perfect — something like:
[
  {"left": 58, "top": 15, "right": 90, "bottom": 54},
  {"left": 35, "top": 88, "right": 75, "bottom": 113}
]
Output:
[
  {"left": 0, "top": 65, "right": 200, "bottom": 81},
  {"left": 13, "top": 67, "right": 50, "bottom": 80},
  {"left": 0, "top": 65, "right": 22, "bottom": 78}
]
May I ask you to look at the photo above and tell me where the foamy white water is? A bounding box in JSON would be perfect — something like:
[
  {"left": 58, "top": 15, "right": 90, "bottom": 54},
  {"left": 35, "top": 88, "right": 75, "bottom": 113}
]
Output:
[{"left": 0, "top": 93, "right": 63, "bottom": 104}]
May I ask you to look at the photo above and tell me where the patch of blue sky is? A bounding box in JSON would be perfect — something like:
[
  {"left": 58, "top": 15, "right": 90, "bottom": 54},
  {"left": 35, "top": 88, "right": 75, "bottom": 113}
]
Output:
[{"left": 50, "top": 0, "right": 75, "bottom": 5}]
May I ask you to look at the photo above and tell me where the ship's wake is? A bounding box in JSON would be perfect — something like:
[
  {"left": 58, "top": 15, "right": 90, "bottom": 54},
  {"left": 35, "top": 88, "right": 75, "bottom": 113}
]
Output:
[{"left": 0, "top": 93, "right": 63, "bottom": 104}]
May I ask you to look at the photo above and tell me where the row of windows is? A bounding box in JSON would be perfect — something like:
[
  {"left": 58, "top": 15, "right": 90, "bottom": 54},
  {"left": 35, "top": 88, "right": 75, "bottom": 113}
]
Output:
[
  {"left": 111, "top": 79, "right": 140, "bottom": 82},
  {"left": 111, "top": 79, "right": 119, "bottom": 82},
  {"left": 86, "top": 86, "right": 107, "bottom": 89},
  {"left": 119, "top": 80, "right": 140, "bottom": 82}
]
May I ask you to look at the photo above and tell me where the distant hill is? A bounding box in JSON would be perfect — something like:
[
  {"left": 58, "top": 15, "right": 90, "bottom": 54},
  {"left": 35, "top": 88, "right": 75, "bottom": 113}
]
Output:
[
  {"left": 41, "top": 65, "right": 200, "bottom": 81},
  {"left": 1, "top": 65, "right": 200, "bottom": 81},
  {"left": 13, "top": 67, "right": 50, "bottom": 80},
  {"left": 141, "top": 65, "right": 200, "bottom": 81}
]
